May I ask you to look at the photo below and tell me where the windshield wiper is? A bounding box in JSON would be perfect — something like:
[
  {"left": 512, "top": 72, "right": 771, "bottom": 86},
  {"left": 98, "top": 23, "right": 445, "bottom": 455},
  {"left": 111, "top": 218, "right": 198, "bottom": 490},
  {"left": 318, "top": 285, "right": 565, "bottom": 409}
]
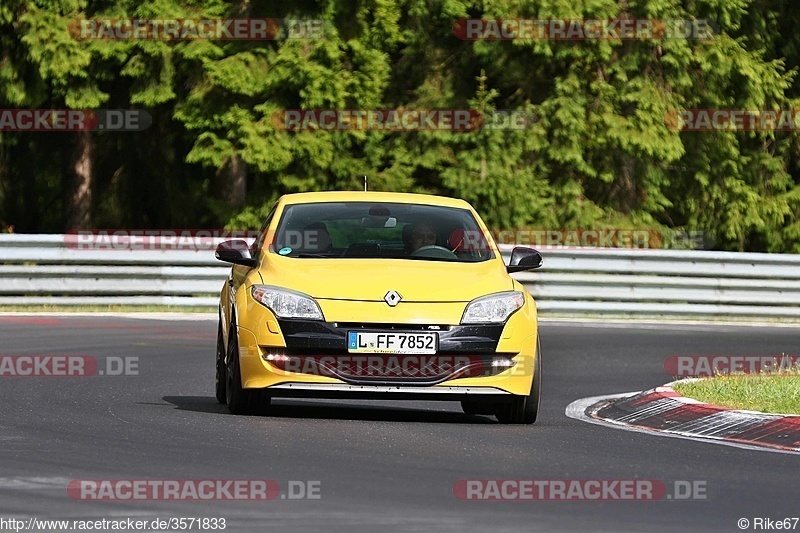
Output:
[{"left": 295, "top": 253, "right": 335, "bottom": 258}]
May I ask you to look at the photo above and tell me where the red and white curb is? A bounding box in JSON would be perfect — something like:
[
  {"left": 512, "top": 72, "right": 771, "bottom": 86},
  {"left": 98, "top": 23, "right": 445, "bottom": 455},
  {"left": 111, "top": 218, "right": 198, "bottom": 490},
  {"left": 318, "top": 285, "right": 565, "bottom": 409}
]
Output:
[{"left": 566, "top": 383, "right": 800, "bottom": 455}]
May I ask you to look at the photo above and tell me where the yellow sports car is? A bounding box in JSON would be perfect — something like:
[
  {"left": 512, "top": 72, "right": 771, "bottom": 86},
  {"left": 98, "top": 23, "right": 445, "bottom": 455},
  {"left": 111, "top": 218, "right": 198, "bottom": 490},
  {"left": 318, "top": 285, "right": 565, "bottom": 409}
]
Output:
[{"left": 215, "top": 191, "right": 543, "bottom": 423}]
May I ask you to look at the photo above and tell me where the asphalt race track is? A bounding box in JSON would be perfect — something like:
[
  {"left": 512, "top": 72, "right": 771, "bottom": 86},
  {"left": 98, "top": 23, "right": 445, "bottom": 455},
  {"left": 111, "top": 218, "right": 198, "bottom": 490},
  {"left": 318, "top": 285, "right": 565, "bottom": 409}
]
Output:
[{"left": 0, "top": 315, "right": 798, "bottom": 532}]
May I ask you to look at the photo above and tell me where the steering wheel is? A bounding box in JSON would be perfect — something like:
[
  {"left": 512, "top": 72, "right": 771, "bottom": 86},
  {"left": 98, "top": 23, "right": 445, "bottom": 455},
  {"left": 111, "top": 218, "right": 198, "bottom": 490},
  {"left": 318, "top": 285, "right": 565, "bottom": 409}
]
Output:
[{"left": 410, "top": 245, "right": 458, "bottom": 259}]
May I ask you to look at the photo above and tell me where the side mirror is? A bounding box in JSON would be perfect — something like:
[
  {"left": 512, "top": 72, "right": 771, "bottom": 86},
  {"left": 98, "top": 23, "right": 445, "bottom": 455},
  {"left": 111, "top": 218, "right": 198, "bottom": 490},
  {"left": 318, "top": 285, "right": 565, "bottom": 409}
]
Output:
[
  {"left": 215, "top": 240, "right": 258, "bottom": 267},
  {"left": 507, "top": 247, "right": 542, "bottom": 273}
]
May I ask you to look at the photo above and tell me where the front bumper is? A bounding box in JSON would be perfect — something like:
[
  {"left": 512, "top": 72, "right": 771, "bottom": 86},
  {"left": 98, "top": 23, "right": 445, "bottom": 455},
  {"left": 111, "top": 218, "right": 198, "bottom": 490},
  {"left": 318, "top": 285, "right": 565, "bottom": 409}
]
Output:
[
  {"left": 234, "top": 297, "right": 538, "bottom": 397},
  {"left": 262, "top": 383, "right": 514, "bottom": 401}
]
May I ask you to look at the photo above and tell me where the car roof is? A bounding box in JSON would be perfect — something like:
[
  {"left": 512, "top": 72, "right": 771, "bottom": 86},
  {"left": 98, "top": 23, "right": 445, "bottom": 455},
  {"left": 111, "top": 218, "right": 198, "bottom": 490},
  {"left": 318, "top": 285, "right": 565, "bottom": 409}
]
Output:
[{"left": 278, "top": 191, "right": 473, "bottom": 210}]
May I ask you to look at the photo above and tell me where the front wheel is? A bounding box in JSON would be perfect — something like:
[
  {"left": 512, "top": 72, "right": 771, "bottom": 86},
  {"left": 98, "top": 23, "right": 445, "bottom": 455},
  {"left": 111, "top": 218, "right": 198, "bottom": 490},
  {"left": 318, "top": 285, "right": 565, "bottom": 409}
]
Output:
[
  {"left": 215, "top": 320, "right": 227, "bottom": 404},
  {"left": 225, "top": 319, "right": 271, "bottom": 415},
  {"left": 495, "top": 341, "right": 541, "bottom": 425}
]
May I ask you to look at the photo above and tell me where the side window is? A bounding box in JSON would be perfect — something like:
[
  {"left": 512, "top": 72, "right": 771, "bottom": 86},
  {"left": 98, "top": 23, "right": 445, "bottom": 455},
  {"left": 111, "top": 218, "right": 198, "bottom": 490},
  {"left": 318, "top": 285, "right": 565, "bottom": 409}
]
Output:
[{"left": 251, "top": 206, "right": 276, "bottom": 258}]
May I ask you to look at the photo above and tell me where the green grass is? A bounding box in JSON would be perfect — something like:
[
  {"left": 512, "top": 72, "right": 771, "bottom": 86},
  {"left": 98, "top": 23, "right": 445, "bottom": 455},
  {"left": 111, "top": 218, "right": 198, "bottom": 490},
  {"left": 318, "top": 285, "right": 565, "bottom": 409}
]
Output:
[
  {"left": 673, "top": 372, "right": 800, "bottom": 415},
  {"left": 540, "top": 313, "right": 800, "bottom": 324}
]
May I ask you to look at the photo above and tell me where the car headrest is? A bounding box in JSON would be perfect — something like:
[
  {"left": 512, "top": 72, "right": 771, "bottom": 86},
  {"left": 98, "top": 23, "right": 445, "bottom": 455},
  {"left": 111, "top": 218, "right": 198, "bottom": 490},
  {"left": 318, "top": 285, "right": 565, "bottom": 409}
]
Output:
[{"left": 448, "top": 229, "right": 490, "bottom": 252}]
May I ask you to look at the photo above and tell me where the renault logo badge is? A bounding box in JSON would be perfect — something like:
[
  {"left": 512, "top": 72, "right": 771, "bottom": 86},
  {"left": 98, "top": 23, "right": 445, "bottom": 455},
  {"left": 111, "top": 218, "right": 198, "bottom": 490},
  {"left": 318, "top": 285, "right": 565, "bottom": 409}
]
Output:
[{"left": 384, "top": 290, "right": 402, "bottom": 307}]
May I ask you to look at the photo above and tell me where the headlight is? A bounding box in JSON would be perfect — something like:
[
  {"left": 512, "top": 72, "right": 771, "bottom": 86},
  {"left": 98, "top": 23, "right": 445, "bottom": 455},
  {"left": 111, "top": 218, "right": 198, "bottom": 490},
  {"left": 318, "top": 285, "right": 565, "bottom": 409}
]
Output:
[
  {"left": 250, "top": 285, "right": 324, "bottom": 320},
  {"left": 461, "top": 291, "right": 525, "bottom": 324}
]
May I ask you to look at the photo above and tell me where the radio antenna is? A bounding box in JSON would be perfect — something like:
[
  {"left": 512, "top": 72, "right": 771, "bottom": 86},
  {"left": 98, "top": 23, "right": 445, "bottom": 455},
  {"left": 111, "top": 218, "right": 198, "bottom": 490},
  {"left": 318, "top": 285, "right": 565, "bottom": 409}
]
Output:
[{"left": 364, "top": 175, "right": 367, "bottom": 191}]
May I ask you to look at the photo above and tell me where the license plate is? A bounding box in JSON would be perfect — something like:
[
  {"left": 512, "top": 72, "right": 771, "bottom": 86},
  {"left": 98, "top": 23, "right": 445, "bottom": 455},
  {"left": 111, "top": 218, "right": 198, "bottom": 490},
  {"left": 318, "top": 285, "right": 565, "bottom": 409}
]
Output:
[{"left": 347, "top": 331, "right": 438, "bottom": 355}]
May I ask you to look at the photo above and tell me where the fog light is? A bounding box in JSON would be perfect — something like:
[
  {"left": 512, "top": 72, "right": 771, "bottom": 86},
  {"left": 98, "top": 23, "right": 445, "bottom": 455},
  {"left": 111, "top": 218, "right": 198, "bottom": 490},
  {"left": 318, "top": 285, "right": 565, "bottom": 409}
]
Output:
[
  {"left": 491, "top": 357, "right": 516, "bottom": 368},
  {"left": 261, "top": 348, "right": 289, "bottom": 362}
]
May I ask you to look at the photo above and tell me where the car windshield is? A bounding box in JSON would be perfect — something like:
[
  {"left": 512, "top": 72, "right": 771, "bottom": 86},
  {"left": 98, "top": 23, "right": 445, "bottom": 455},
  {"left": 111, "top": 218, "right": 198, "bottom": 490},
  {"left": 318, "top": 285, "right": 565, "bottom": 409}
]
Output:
[{"left": 269, "top": 201, "right": 494, "bottom": 262}]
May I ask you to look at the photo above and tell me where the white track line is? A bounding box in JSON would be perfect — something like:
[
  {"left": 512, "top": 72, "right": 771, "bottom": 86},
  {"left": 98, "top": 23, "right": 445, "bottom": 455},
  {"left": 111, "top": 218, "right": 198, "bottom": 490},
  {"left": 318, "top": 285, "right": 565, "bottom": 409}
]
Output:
[
  {"left": 542, "top": 318, "right": 800, "bottom": 330},
  {"left": 0, "top": 477, "right": 73, "bottom": 489}
]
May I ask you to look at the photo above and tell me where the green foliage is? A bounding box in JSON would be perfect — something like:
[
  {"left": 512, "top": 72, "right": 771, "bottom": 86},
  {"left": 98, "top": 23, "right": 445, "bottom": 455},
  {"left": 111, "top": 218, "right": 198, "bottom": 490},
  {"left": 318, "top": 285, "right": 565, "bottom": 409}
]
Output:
[
  {"left": 225, "top": 202, "right": 276, "bottom": 230},
  {"left": 1, "top": 0, "right": 800, "bottom": 252}
]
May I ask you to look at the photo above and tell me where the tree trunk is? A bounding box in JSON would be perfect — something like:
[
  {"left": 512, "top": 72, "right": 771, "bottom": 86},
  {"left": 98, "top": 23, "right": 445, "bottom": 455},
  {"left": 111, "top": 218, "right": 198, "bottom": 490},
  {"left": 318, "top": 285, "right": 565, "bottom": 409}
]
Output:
[
  {"left": 218, "top": 155, "right": 247, "bottom": 208},
  {"left": 64, "top": 131, "right": 94, "bottom": 230}
]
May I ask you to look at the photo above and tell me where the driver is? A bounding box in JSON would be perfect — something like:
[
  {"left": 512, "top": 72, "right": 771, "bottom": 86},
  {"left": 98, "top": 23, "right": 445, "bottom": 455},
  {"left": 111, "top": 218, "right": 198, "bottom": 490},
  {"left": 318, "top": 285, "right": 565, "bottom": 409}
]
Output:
[
  {"left": 409, "top": 223, "right": 437, "bottom": 253},
  {"left": 300, "top": 222, "right": 332, "bottom": 253}
]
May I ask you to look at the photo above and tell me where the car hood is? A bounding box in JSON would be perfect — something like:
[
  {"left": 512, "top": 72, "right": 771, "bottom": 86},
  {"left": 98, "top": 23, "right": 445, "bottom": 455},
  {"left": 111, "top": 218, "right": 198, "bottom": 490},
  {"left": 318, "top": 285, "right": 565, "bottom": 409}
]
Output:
[{"left": 259, "top": 256, "right": 513, "bottom": 303}]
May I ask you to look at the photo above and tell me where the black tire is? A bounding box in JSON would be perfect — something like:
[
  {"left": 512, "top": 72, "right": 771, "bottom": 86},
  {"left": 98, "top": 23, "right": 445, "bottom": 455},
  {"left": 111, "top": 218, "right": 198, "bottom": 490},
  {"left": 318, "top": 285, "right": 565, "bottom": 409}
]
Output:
[
  {"left": 225, "top": 318, "right": 271, "bottom": 415},
  {"left": 215, "top": 319, "right": 227, "bottom": 404},
  {"left": 495, "top": 341, "right": 542, "bottom": 425},
  {"left": 461, "top": 401, "right": 495, "bottom": 416}
]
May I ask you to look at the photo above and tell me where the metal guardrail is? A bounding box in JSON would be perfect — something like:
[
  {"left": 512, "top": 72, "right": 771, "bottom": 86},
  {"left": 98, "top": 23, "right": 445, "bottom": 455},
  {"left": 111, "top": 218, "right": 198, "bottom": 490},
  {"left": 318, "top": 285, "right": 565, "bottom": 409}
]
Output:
[
  {"left": 2, "top": 235, "right": 800, "bottom": 318},
  {"left": 507, "top": 247, "right": 800, "bottom": 318},
  {"left": 0, "top": 234, "right": 225, "bottom": 307}
]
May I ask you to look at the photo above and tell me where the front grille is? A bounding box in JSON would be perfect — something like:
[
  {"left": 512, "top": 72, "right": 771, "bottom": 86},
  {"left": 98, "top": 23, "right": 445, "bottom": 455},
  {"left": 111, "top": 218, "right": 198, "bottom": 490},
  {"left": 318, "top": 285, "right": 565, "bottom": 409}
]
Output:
[
  {"left": 334, "top": 323, "right": 450, "bottom": 332},
  {"left": 277, "top": 319, "right": 505, "bottom": 354}
]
